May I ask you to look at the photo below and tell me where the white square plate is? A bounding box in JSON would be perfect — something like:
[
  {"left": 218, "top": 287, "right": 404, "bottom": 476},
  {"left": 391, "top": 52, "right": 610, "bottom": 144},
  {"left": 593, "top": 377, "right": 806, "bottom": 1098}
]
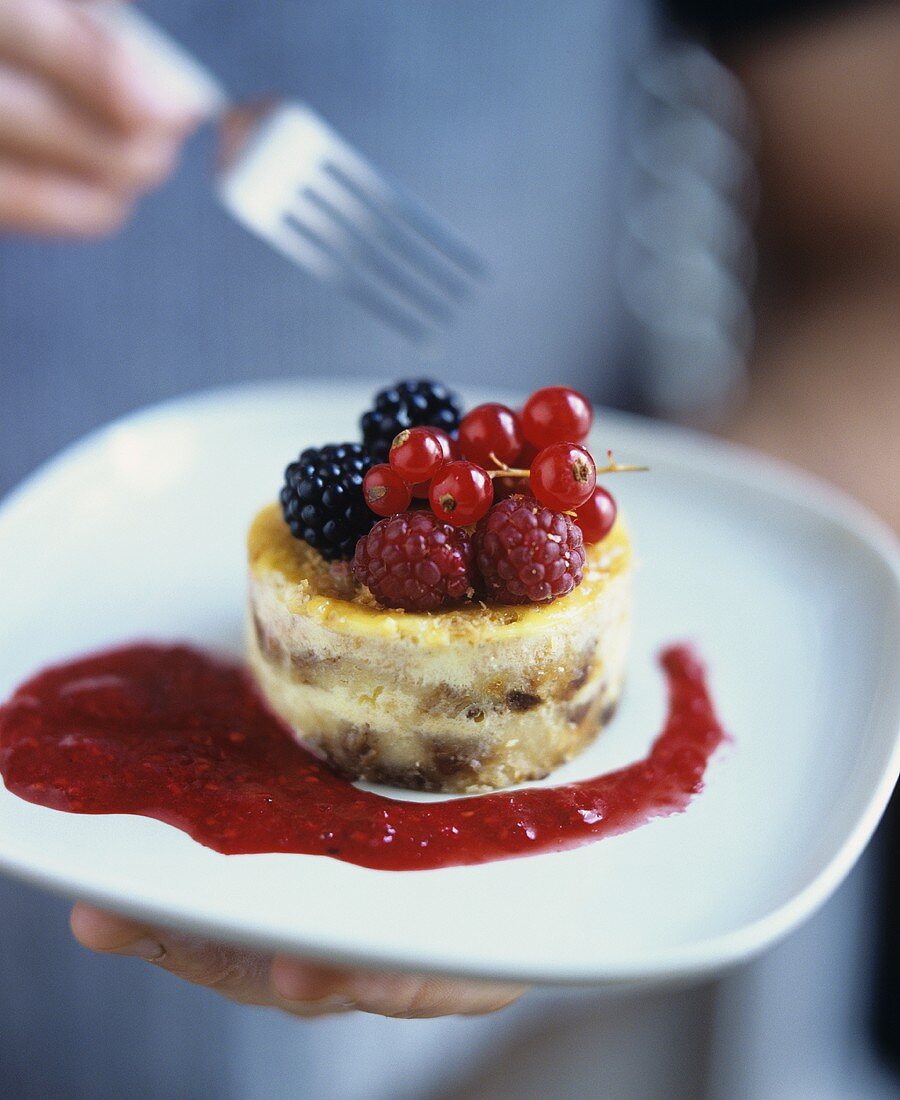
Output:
[{"left": 0, "top": 381, "right": 897, "bottom": 985}]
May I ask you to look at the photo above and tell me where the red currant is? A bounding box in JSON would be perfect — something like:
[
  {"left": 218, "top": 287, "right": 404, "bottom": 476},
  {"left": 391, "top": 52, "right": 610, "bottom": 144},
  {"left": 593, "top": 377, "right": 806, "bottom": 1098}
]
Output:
[
  {"left": 575, "top": 485, "right": 617, "bottom": 543},
  {"left": 410, "top": 430, "right": 457, "bottom": 496},
  {"left": 458, "top": 403, "right": 522, "bottom": 468},
  {"left": 430, "top": 428, "right": 458, "bottom": 463},
  {"left": 363, "top": 464, "right": 413, "bottom": 517},
  {"left": 521, "top": 386, "right": 593, "bottom": 448},
  {"left": 429, "top": 461, "right": 494, "bottom": 526},
  {"left": 529, "top": 442, "right": 596, "bottom": 510},
  {"left": 389, "top": 427, "right": 445, "bottom": 483}
]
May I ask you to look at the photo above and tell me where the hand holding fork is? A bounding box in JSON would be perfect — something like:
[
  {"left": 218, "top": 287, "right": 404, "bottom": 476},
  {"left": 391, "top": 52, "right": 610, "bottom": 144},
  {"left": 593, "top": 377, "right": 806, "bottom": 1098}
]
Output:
[{"left": 0, "top": 0, "right": 484, "bottom": 341}]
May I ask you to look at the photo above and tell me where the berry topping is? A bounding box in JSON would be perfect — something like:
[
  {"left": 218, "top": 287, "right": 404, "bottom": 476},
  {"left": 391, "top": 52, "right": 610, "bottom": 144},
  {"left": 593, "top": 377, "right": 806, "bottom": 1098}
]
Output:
[
  {"left": 389, "top": 427, "right": 446, "bottom": 483},
  {"left": 352, "top": 511, "right": 475, "bottom": 612},
  {"left": 529, "top": 442, "right": 597, "bottom": 510},
  {"left": 361, "top": 379, "right": 462, "bottom": 463},
  {"left": 474, "top": 495, "right": 586, "bottom": 604},
  {"left": 363, "top": 463, "right": 413, "bottom": 517},
  {"left": 521, "top": 386, "right": 593, "bottom": 448},
  {"left": 575, "top": 485, "right": 618, "bottom": 544},
  {"left": 281, "top": 443, "right": 375, "bottom": 561},
  {"left": 458, "top": 403, "right": 523, "bottom": 468},
  {"left": 278, "top": 377, "right": 644, "bottom": 603},
  {"left": 429, "top": 461, "right": 494, "bottom": 526}
]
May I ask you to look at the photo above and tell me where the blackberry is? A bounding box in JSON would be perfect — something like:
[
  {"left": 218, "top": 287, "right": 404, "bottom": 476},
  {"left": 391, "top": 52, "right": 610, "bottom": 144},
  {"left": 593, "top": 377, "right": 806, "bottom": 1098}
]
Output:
[
  {"left": 360, "top": 379, "right": 462, "bottom": 463},
  {"left": 280, "top": 443, "right": 375, "bottom": 561}
]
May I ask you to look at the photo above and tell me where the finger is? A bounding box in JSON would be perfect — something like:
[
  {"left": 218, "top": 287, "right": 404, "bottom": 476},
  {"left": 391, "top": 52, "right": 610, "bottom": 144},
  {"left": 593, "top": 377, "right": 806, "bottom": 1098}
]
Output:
[
  {"left": 70, "top": 903, "right": 277, "bottom": 1006},
  {"left": 70, "top": 905, "right": 525, "bottom": 1020},
  {"left": 0, "top": 64, "right": 181, "bottom": 192},
  {"left": 70, "top": 902, "right": 168, "bottom": 961},
  {"left": 69, "top": 904, "right": 353, "bottom": 1017},
  {"left": 0, "top": 0, "right": 197, "bottom": 133},
  {"left": 0, "top": 157, "right": 131, "bottom": 235},
  {"left": 271, "top": 956, "right": 526, "bottom": 1018}
]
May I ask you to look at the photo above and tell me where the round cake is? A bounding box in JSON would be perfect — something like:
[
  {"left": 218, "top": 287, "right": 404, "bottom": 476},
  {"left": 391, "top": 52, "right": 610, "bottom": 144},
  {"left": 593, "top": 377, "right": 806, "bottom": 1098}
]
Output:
[{"left": 247, "top": 502, "right": 632, "bottom": 793}]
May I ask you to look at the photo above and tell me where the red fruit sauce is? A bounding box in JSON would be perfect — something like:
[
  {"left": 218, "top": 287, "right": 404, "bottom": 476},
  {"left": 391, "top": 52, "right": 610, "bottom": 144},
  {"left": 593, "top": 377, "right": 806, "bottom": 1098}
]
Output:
[{"left": 0, "top": 644, "right": 726, "bottom": 871}]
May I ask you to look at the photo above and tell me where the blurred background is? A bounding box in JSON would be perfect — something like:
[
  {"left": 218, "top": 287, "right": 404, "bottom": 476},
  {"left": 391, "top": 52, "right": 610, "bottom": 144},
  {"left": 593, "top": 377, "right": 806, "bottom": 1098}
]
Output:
[{"left": 0, "top": 0, "right": 897, "bottom": 1097}]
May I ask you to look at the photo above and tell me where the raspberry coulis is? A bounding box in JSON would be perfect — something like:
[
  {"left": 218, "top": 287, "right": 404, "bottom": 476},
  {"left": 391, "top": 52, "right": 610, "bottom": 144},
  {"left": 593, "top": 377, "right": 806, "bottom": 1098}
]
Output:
[{"left": 0, "top": 644, "right": 726, "bottom": 871}]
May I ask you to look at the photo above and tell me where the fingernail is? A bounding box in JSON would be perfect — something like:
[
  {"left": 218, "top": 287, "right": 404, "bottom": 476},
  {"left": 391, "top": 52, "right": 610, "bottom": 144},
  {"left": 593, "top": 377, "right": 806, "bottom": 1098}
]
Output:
[
  {"left": 271, "top": 970, "right": 316, "bottom": 1001},
  {"left": 116, "top": 937, "right": 166, "bottom": 961},
  {"left": 271, "top": 964, "right": 352, "bottom": 1005},
  {"left": 306, "top": 995, "right": 356, "bottom": 1010}
]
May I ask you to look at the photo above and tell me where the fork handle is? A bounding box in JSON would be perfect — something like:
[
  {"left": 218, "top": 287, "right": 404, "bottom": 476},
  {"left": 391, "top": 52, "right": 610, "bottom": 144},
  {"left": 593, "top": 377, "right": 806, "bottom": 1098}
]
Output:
[{"left": 85, "top": 2, "right": 230, "bottom": 119}]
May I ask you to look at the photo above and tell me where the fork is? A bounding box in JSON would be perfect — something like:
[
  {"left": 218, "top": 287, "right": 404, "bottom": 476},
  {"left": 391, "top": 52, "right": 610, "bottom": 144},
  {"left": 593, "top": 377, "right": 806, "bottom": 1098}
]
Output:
[{"left": 90, "top": 3, "right": 486, "bottom": 343}]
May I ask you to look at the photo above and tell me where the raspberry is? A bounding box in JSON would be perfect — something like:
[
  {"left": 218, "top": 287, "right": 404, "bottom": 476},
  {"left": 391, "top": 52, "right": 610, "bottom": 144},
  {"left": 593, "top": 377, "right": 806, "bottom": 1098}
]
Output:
[
  {"left": 281, "top": 443, "right": 375, "bottom": 561},
  {"left": 352, "top": 511, "right": 475, "bottom": 612},
  {"left": 474, "top": 495, "right": 585, "bottom": 604}
]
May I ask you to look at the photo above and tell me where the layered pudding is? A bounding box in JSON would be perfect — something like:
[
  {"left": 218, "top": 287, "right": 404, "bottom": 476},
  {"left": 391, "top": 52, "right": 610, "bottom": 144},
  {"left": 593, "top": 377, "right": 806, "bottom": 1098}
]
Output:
[{"left": 248, "top": 501, "right": 632, "bottom": 793}]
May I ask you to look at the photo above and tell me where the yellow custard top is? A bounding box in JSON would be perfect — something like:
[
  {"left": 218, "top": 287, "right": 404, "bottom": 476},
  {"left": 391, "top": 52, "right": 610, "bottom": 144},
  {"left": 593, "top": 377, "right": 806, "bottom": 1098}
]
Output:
[{"left": 248, "top": 502, "right": 632, "bottom": 643}]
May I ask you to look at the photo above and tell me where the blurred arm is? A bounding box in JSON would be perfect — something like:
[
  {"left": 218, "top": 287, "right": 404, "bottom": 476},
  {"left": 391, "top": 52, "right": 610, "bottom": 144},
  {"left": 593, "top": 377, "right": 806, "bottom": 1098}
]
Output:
[{"left": 716, "top": 3, "right": 900, "bottom": 528}]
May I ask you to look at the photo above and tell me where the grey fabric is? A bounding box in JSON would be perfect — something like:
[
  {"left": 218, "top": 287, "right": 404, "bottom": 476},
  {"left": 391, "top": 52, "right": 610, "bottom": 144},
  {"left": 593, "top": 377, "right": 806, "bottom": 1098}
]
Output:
[{"left": 0, "top": 880, "right": 231, "bottom": 1099}]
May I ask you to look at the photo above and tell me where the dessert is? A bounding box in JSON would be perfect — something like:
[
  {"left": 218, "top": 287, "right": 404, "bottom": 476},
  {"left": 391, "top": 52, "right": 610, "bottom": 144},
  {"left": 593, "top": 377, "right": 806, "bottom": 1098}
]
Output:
[
  {"left": 0, "top": 383, "right": 735, "bottom": 872},
  {"left": 248, "top": 381, "right": 644, "bottom": 793}
]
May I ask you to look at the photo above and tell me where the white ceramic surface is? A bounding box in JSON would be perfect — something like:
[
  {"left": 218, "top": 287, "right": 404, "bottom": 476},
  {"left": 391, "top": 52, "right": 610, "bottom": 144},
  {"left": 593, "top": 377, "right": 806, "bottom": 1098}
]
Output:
[{"left": 0, "top": 381, "right": 897, "bottom": 985}]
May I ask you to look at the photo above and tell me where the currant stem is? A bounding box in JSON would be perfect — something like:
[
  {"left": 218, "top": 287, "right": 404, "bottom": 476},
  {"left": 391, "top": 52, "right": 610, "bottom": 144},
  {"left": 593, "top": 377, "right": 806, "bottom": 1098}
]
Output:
[{"left": 486, "top": 462, "right": 649, "bottom": 479}]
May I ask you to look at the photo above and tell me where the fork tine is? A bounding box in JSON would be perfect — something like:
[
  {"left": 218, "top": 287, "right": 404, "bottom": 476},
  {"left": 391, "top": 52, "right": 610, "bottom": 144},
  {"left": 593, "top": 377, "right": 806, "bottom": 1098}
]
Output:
[
  {"left": 324, "top": 158, "right": 488, "bottom": 282},
  {"left": 315, "top": 167, "right": 472, "bottom": 303},
  {"left": 299, "top": 188, "right": 455, "bottom": 325},
  {"left": 216, "top": 101, "right": 479, "bottom": 340},
  {"left": 276, "top": 213, "right": 438, "bottom": 343}
]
